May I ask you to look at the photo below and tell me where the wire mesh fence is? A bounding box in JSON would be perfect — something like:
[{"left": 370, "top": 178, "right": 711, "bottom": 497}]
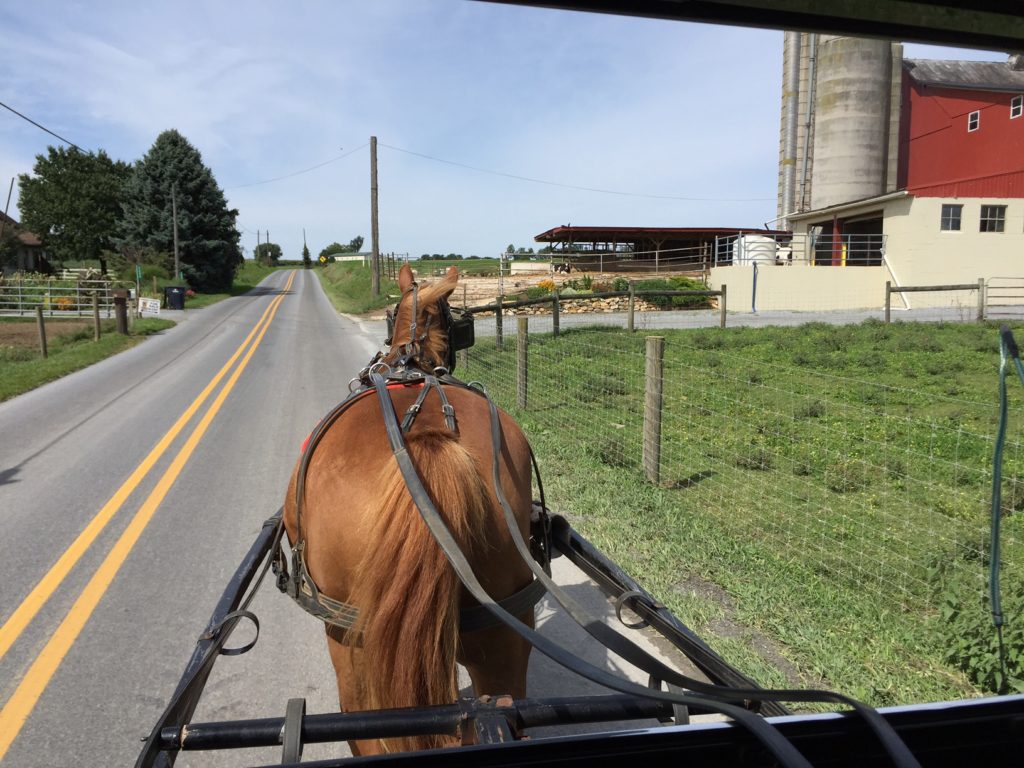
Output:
[{"left": 459, "top": 314, "right": 1024, "bottom": 704}]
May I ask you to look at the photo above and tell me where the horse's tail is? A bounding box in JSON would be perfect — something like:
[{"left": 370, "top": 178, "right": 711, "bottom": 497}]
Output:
[{"left": 348, "top": 428, "right": 488, "bottom": 753}]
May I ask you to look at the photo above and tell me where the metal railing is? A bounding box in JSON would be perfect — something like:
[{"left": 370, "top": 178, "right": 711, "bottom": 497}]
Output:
[{"left": 0, "top": 276, "right": 130, "bottom": 317}]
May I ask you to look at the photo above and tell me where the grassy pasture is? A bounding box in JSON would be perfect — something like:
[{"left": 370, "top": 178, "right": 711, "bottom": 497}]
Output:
[{"left": 462, "top": 319, "right": 1024, "bottom": 707}]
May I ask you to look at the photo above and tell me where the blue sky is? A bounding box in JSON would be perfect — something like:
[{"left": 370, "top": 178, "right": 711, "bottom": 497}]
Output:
[{"left": 0, "top": 1, "right": 1008, "bottom": 261}]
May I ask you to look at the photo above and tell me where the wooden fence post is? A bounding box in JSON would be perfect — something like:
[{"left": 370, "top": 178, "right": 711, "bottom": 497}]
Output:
[
  {"left": 93, "top": 293, "right": 101, "bottom": 340},
  {"left": 719, "top": 284, "right": 727, "bottom": 329},
  {"left": 458, "top": 348, "right": 468, "bottom": 371},
  {"left": 978, "top": 277, "right": 986, "bottom": 322},
  {"left": 495, "top": 296, "right": 503, "bottom": 352},
  {"left": 627, "top": 280, "right": 636, "bottom": 333},
  {"left": 552, "top": 292, "right": 560, "bottom": 337},
  {"left": 36, "top": 306, "right": 48, "bottom": 359},
  {"left": 885, "top": 281, "right": 892, "bottom": 323},
  {"left": 517, "top": 316, "right": 528, "bottom": 410},
  {"left": 643, "top": 336, "right": 665, "bottom": 485}
]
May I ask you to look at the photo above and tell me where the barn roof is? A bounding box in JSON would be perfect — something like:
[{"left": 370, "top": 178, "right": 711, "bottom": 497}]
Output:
[
  {"left": 534, "top": 225, "right": 789, "bottom": 243},
  {"left": 904, "top": 57, "right": 1024, "bottom": 93}
]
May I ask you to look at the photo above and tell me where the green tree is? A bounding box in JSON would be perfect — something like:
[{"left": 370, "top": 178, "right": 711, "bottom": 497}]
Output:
[
  {"left": 0, "top": 227, "right": 22, "bottom": 270},
  {"left": 347, "top": 235, "right": 364, "bottom": 252},
  {"left": 117, "top": 130, "right": 241, "bottom": 292},
  {"left": 254, "top": 242, "right": 282, "bottom": 266},
  {"left": 17, "top": 146, "right": 130, "bottom": 273},
  {"left": 302, "top": 242, "right": 312, "bottom": 269}
]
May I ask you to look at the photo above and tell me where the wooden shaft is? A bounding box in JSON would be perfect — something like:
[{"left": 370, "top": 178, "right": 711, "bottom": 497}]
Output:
[
  {"left": 978, "top": 277, "right": 985, "bottom": 322},
  {"left": 552, "top": 292, "right": 560, "bottom": 337},
  {"left": 719, "top": 284, "right": 727, "bottom": 328},
  {"left": 93, "top": 293, "right": 101, "bottom": 340}
]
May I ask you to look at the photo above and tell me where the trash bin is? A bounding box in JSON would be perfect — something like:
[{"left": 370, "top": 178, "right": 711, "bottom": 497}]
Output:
[{"left": 164, "top": 286, "right": 187, "bottom": 310}]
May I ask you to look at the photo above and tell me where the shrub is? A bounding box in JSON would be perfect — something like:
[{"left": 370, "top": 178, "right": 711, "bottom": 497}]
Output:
[{"left": 635, "top": 276, "right": 710, "bottom": 309}]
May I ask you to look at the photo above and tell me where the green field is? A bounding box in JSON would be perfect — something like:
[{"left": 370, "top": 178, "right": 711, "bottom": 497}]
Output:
[{"left": 460, "top": 319, "right": 1024, "bottom": 707}]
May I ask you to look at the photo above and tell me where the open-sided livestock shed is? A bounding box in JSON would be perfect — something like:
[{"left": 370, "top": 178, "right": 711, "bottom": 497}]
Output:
[{"left": 534, "top": 225, "right": 790, "bottom": 272}]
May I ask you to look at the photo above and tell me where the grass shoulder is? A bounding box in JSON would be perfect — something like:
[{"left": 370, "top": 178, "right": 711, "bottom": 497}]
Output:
[
  {"left": 314, "top": 262, "right": 398, "bottom": 315},
  {"left": 0, "top": 317, "right": 175, "bottom": 402}
]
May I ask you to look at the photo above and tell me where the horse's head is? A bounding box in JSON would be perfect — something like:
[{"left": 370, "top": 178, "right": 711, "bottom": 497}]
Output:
[{"left": 383, "top": 264, "right": 471, "bottom": 373}]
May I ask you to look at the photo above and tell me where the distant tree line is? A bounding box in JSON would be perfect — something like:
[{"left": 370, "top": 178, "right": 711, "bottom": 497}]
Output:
[{"left": 14, "top": 130, "right": 242, "bottom": 292}]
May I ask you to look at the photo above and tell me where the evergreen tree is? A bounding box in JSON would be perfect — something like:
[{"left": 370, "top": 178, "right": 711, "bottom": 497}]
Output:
[
  {"left": 118, "top": 130, "right": 241, "bottom": 292},
  {"left": 302, "top": 242, "right": 312, "bottom": 269},
  {"left": 17, "top": 147, "right": 130, "bottom": 272}
]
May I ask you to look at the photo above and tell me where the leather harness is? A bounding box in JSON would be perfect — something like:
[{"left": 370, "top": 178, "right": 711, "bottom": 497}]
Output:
[{"left": 271, "top": 336, "right": 551, "bottom": 645}]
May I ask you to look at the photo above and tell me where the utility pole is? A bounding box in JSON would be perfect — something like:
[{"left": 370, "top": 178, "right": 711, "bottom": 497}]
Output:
[
  {"left": 370, "top": 135, "right": 380, "bottom": 297},
  {"left": 171, "top": 183, "right": 180, "bottom": 281},
  {"left": 0, "top": 177, "right": 14, "bottom": 239}
]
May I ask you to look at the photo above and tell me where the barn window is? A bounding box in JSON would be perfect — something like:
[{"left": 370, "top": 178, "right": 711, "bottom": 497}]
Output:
[
  {"left": 980, "top": 205, "right": 1006, "bottom": 232},
  {"left": 968, "top": 110, "right": 980, "bottom": 131},
  {"left": 940, "top": 204, "right": 962, "bottom": 231},
  {"left": 1012, "top": 95, "right": 1023, "bottom": 119}
]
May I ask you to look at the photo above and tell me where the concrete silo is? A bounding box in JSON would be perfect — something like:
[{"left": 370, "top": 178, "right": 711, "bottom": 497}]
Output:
[
  {"left": 776, "top": 34, "right": 903, "bottom": 223},
  {"left": 810, "top": 36, "right": 894, "bottom": 210}
]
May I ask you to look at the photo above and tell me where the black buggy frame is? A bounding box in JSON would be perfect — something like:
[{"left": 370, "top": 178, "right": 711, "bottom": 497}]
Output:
[{"left": 136, "top": 510, "right": 1024, "bottom": 768}]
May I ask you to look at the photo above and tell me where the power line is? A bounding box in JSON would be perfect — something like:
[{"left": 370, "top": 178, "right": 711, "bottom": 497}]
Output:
[
  {"left": 378, "top": 142, "right": 774, "bottom": 203},
  {"left": 0, "top": 100, "right": 83, "bottom": 151},
  {"left": 226, "top": 144, "right": 368, "bottom": 190}
]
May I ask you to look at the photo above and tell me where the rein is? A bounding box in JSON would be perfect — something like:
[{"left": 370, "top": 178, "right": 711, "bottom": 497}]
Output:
[{"left": 271, "top": 365, "right": 549, "bottom": 642}]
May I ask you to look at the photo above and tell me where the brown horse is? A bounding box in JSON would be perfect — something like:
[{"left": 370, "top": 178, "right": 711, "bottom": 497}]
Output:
[{"left": 284, "top": 265, "right": 536, "bottom": 755}]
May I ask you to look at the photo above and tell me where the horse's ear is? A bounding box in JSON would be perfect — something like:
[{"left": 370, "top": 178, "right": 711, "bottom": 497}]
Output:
[
  {"left": 399, "top": 263, "right": 414, "bottom": 293},
  {"left": 437, "top": 266, "right": 459, "bottom": 300}
]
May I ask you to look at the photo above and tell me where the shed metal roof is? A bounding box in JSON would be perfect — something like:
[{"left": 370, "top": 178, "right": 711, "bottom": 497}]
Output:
[
  {"left": 904, "top": 58, "right": 1024, "bottom": 93},
  {"left": 534, "top": 226, "right": 790, "bottom": 242}
]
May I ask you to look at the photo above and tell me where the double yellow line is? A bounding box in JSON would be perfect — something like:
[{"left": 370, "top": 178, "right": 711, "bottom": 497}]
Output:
[{"left": 0, "top": 271, "right": 296, "bottom": 760}]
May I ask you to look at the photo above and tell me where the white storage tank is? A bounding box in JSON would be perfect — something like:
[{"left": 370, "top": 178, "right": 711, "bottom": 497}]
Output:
[{"left": 734, "top": 235, "right": 778, "bottom": 266}]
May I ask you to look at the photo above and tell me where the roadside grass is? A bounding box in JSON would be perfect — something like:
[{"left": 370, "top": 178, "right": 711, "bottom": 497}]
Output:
[
  {"left": 0, "top": 317, "right": 175, "bottom": 402},
  {"left": 315, "top": 262, "right": 398, "bottom": 314},
  {"left": 461, "top": 319, "right": 1024, "bottom": 708}
]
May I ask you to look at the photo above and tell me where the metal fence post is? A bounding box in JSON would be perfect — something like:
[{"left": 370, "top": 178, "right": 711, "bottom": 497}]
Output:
[
  {"left": 517, "top": 316, "right": 528, "bottom": 410},
  {"left": 643, "top": 336, "right": 665, "bottom": 485},
  {"left": 552, "top": 292, "right": 560, "bottom": 337},
  {"left": 719, "top": 284, "right": 727, "bottom": 329},
  {"left": 495, "top": 296, "right": 503, "bottom": 352},
  {"left": 885, "top": 281, "right": 892, "bottom": 323},
  {"left": 978, "top": 277, "right": 985, "bottom": 322},
  {"left": 628, "top": 281, "right": 636, "bottom": 333}
]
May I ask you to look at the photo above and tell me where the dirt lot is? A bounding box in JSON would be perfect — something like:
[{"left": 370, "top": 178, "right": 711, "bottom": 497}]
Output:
[{"left": 0, "top": 319, "right": 92, "bottom": 348}]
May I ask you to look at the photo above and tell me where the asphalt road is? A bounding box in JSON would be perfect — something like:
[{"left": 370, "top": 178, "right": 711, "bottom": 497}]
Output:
[{"left": 0, "top": 270, "right": 702, "bottom": 767}]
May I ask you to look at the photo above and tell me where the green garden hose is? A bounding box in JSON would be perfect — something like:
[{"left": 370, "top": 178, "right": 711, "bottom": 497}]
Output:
[{"left": 991, "top": 326, "right": 1024, "bottom": 693}]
